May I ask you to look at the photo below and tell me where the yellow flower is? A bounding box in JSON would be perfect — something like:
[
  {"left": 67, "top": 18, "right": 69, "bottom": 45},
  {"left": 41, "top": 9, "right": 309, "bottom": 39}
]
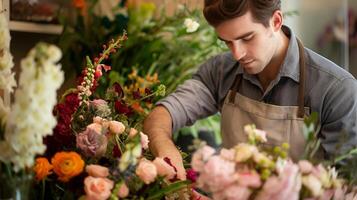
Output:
[
  {"left": 33, "top": 157, "right": 53, "bottom": 181},
  {"left": 52, "top": 151, "right": 85, "bottom": 182}
]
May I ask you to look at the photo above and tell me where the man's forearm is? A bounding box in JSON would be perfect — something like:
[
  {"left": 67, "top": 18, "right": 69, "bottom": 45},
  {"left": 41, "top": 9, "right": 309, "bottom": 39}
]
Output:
[{"left": 143, "top": 105, "right": 175, "bottom": 156}]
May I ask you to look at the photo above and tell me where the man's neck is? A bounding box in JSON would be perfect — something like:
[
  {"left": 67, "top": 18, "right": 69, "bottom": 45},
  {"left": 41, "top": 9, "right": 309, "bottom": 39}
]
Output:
[{"left": 258, "top": 30, "right": 290, "bottom": 92}]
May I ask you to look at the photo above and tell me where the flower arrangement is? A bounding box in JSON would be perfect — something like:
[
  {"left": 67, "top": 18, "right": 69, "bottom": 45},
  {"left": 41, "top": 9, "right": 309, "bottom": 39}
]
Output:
[
  {"left": 190, "top": 123, "right": 357, "bottom": 200},
  {"left": 32, "top": 32, "right": 194, "bottom": 200}
]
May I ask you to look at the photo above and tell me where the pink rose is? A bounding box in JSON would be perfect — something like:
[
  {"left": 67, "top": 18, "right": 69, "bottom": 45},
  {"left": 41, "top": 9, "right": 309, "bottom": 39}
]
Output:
[
  {"left": 86, "top": 165, "right": 110, "bottom": 178},
  {"left": 87, "top": 123, "right": 103, "bottom": 134},
  {"left": 237, "top": 171, "right": 262, "bottom": 188},
  {"left": 93, "top": 116, "right": 103, "bottom": 124},
  {"left": 108, "top": 121, "right": 125, "bottom": 135},
  {"left": 90, "top": 99, "right": 108, "bottom": 108},
  {"left": 117, "top": 183, "right": 129, "bottom": 198},
  {"left": 191, "top": 145, "right": 215, "bottom": 172},
  {"left": 140, "top": 132, "right": 149, "bottom": 150},
  {"left": 76, "top": 125, "right": 108, "bottom": 157},
  {"left": 255, "top": 162, "right": 301, "bottom": 200},
  {"left": 136, "top": 158, "right": 157, "bottom": 184},
  {"left": 299, "top": 160, "right": 313, "bottom": 174},
  {"left": 129, "top": 128, "right": 138, "bottom": 138},
  {"left": 153, "top": 157, "right": 176, "bottom": 180},
  {"left": 84, "top": 176, "right": 114, "bottom": 200}
]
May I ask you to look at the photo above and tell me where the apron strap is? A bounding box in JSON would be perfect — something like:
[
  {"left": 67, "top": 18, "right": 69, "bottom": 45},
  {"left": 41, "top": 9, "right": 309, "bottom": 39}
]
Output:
[
  {"left": 297, "top": 38, "right": 306, "bottom": 118},
  {"left": 228, "top": 37, "right": 307, "bottom": 118},
  {"left": 228, "top": 64, "right": 242, "bottom": 104}
]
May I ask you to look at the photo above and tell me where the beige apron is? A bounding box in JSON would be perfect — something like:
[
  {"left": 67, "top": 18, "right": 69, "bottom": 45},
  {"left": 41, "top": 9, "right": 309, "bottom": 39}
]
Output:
[{"left": 221, "top": 39, "right": 309, "bottom": 161}]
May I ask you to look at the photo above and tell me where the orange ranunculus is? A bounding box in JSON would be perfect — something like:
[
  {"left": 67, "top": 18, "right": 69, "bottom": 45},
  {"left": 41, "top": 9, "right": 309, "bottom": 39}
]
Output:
[
  {"left": 131, "top": 102, "right": 144, "bottom": 113},
  {"left": 73, "top": 0, "right": 86, "bottom": 9},
  {"left": 52, "top": 151, "right": 85, "bottom": 182},
  {"left": 33, "top": 157, "right": 53, "bottom": 181}
]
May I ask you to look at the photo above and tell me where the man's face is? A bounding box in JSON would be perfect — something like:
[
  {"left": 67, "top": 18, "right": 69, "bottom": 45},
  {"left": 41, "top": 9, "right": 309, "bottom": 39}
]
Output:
[{"left": 215, "top": 11, "right": 280, "bottom": 74}]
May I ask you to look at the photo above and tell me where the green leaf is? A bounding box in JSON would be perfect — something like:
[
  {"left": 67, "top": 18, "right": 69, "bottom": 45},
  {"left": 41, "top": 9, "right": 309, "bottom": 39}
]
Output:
[{"left": 146, "top": 180, "right": 191, "bottom": 200}]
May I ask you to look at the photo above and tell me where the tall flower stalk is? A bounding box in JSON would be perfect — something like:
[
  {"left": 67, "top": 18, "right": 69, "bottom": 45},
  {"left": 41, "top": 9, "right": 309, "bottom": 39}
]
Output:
[
  {"left": 0, "top": 43, "right": 64, "bottom": 172},
  {"left": 0, "top": 12, "right": 16, "bottom": 121},
  {"left": 77, "top": 31, "right": 128, "bottom": 106}
]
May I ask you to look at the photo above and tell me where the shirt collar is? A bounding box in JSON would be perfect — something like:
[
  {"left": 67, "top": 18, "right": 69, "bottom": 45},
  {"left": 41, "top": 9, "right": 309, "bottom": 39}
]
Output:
[{"left": 235, "top": 25, "right": 301, "bottom": 83}]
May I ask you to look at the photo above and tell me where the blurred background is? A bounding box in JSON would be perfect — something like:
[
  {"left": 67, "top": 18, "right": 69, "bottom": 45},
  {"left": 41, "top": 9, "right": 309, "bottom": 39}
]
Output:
[{"left": 1, "top": 0, "right": 356, "bottom": 151}]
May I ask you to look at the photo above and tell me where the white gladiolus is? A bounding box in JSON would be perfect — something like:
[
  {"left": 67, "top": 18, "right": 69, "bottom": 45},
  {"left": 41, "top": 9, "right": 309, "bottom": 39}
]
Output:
[
  {"left": 0, "top": 43, "right": 64, "bottom": 172},
  {"left": 184, "top": 18, "right": 200, "bottom": 33}
]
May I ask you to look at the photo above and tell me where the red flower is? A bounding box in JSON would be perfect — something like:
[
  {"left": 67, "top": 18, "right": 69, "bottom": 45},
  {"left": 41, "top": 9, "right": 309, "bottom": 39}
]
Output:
[
  {"left": 114, "top": 101, "right": 133, "bottom": 116},
  {"left": 186, "top": 169, "right": 198, "bottom": 183},
  {"left": 132, "top": 89, "right": 141, "bottom": 99},
  {"left": 113, "top": 82, "right": 124, "bottom": 98},
  {"left": 64, "top": 93, "right": 80, "bottom": 111},
  {"left": 112, "top": 145, "right": 122, "bottom": 158}
]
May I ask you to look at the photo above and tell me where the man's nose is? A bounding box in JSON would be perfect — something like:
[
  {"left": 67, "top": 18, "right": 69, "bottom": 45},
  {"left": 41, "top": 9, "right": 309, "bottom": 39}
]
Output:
[{"left": 231, "top": 42, "right": 246, "bottom": 61}]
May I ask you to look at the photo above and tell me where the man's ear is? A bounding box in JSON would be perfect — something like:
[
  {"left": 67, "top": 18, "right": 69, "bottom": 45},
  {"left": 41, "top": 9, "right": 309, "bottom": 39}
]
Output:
[{"left": 270, "top": 10, "right": 283, "bottom": 32}]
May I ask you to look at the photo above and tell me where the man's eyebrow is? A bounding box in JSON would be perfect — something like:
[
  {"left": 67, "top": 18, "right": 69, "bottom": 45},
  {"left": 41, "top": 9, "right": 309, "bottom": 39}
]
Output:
[{"left": 217, "top": 31, "right": 254, "bottom": 42}]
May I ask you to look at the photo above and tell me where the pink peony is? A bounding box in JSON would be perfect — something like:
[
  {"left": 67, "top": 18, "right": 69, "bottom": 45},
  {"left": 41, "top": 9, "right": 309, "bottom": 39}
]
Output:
[
  {"left": 108, "top": 121, "right": 125, "bottom": 135},
  {"left": 197, "top": 155, "right": 236, "bottom": 192},
  {"left": 215, "top": 184, "right": 252, "bottom": 200},
  {"left": 136, "top": 158, "right": 157, "bottom": 184},
  {"left": 153, "top": 157, "right": 176, "bottom": 180},
  {"left": 140, "top": 132, "right": 149, "bottom": 150},
  {"left": 191, "top": 145, "right": 216, "bottom": 172},
  {"left": 86, "top": 165, "right": 110, "bottom": 178},
  {"left": 237, "top": 171, "right": 262, "bottom": 188},
  {"left": 117, "top": 183, "right": 129, "bottom": 198},
  {"left": 255, "top": 162, "right": 301, "bottom": 200},
  {"left": 299, "top": 160, "right": 313, "bottom": 174},
  {"left": 76, "top": 125, "right": 108, "bottom": 157},
  {"left": 84, "top": 176, "right": 114, "bottom": 200}
]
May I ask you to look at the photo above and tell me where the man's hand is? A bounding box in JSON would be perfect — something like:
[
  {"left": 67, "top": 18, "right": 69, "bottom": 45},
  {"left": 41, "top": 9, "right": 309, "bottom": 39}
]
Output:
[
  {"left": 156, "top": 138, "right": 186, "bottom": 180},
  {"left": 143, "top": 106, "right": 186, "bottom": 180}
]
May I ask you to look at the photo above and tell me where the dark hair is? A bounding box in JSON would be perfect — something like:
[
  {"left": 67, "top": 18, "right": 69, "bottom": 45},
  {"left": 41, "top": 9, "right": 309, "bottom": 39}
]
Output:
[{"left": 203, "top": 0, "right": 281, "bottom": 27}]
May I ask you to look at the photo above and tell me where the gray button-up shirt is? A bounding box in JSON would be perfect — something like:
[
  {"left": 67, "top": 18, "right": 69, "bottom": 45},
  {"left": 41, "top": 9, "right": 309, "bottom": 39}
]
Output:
[{"left": 158, "top": 26, "right": 357, "bottom": 157}]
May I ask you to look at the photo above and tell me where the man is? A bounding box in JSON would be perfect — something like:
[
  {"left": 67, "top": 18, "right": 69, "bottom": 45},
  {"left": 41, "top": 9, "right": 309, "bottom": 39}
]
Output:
[{"left": 144, "top": 0, "right": 357, "bottom": 180}]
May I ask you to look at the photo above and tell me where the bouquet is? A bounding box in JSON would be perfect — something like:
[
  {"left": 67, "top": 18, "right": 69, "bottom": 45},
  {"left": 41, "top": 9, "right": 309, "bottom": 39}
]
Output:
[
  {"left": 33, "top": 32, "right": 193, "bottom": 200},
  {"left": 191, "top": 122, "right": 357, "bottom": 200}
]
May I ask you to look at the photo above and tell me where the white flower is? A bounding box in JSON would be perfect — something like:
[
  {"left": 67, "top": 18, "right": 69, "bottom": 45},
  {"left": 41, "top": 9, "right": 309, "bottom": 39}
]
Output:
[
  {"left": 0, "top": 13, "right": 11, "bottom": 49},
  {"left": 0, "top": 43, "right": 64, "bottom": 171},
  {"left": 184, "top": 18, "right": 200, "bottom": 33},
  {"left": 244, "top": 124, "right": 268, "bottom": 143},
  {"left": 302, "top": 174, "right": 323, "bottom": 197},
  {"left": 0, "top": 13, "right": 16, "bottom": 94}
]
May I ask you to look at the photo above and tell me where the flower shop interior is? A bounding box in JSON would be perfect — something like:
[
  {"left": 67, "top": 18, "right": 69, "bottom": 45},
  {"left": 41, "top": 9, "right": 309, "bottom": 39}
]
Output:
[{"left": 0, "top": 0, "right": 357, "bottom": 199}]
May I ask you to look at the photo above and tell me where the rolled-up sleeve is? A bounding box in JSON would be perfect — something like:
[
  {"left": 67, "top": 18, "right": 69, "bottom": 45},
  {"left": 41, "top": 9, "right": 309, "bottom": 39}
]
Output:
[
  {"left": 320, "top": 77, "right": 357, "bottom": 157},
  {"left": 157, "top": 79, "right": 218, "bottom": 133}
]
